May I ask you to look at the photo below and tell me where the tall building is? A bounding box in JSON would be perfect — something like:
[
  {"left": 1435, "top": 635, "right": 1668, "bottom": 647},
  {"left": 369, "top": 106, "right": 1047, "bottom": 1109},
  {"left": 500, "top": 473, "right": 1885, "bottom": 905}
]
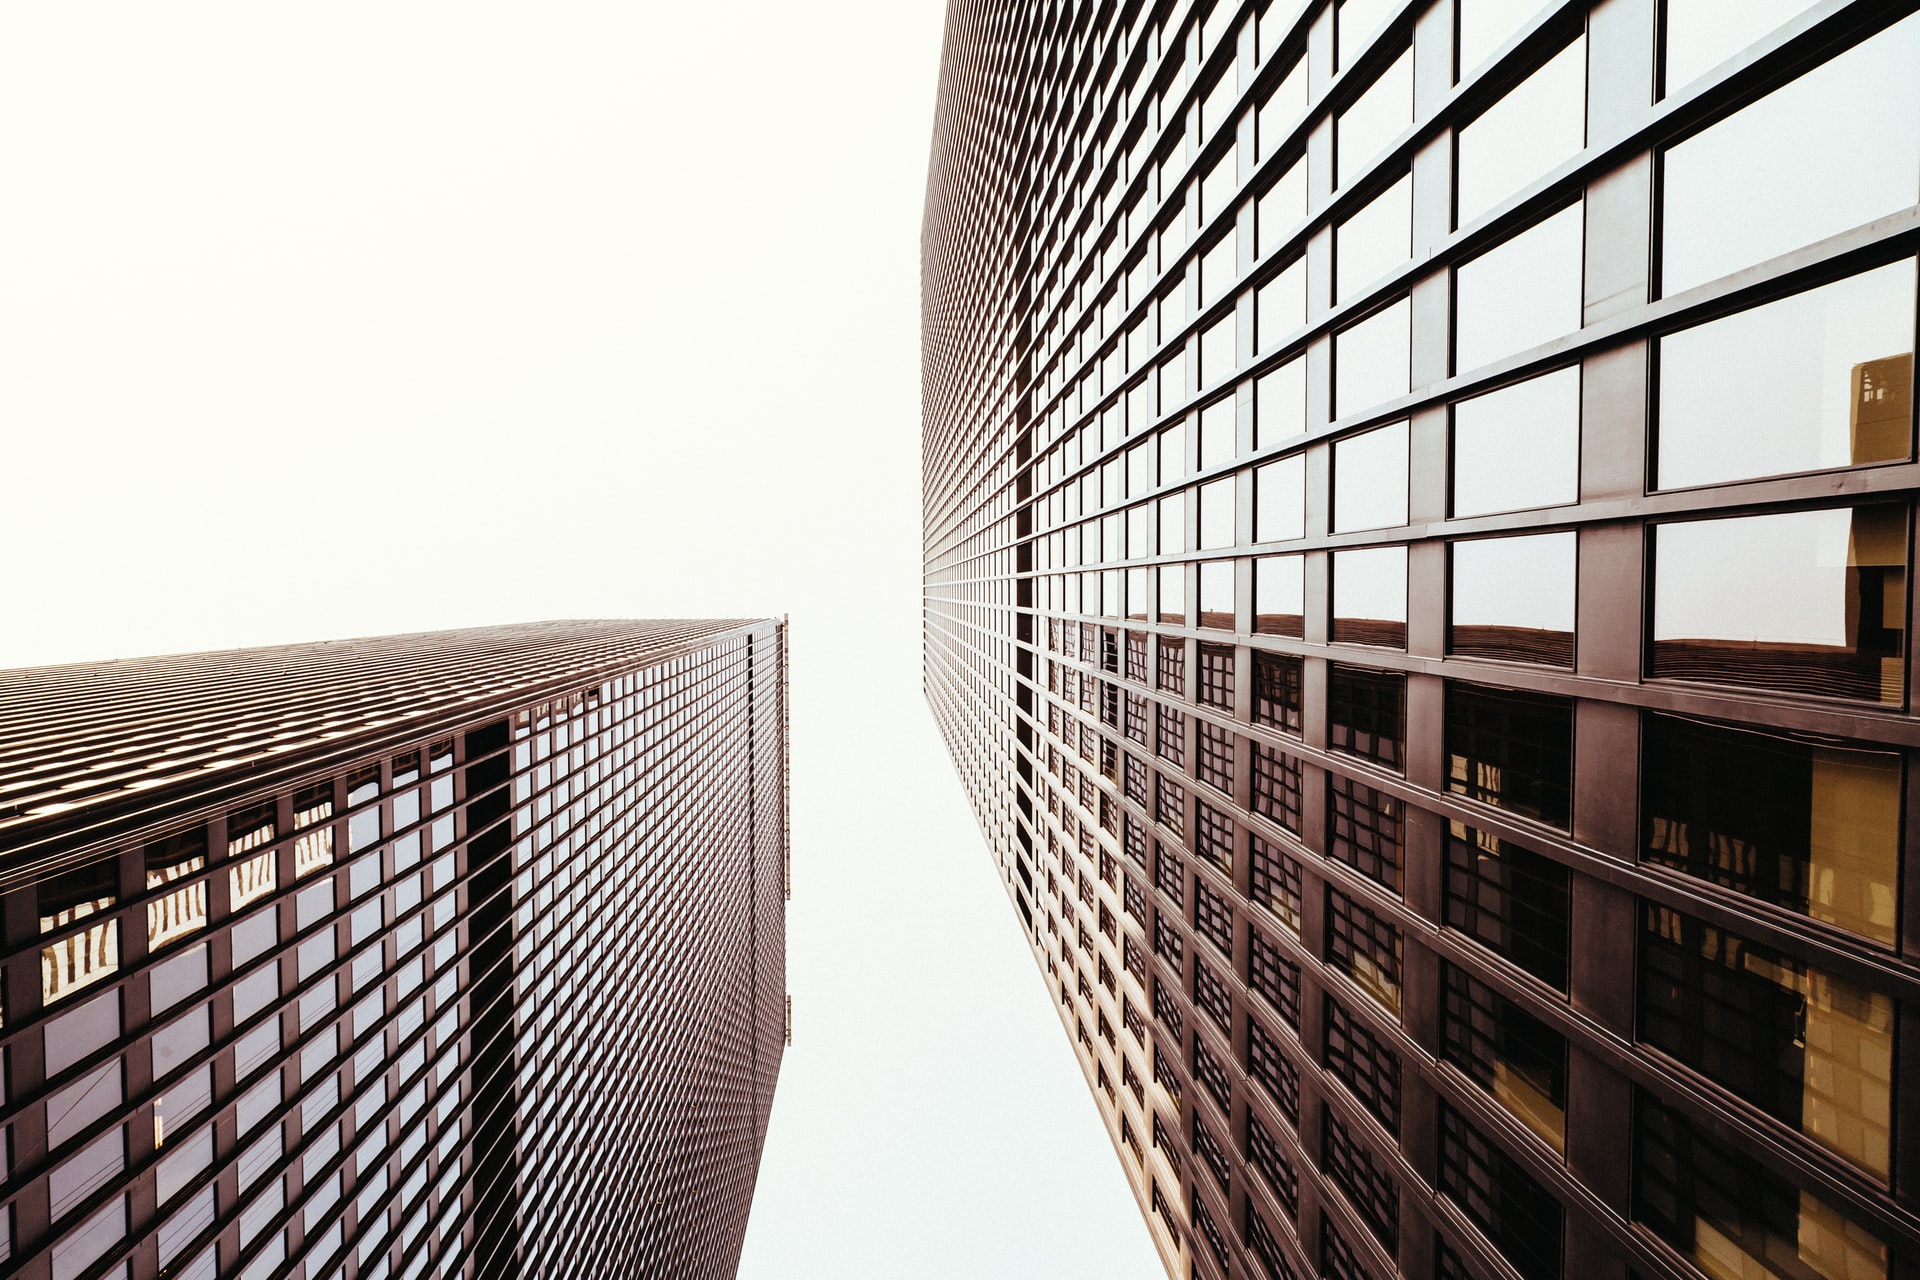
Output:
[
  {"left": 922, "top": 3, "right": 1918, "bottom": 1280},
  {"left": 0, "top": 620, "right": 788, "bottom": 1280}
]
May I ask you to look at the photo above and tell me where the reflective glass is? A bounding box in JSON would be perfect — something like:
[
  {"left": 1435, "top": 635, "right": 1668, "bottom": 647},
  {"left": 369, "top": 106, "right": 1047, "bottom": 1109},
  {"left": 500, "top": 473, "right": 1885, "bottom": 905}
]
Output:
[
  {"left": 1656, "top": 260, "right": 1915, "bottom": 489},
  {"left": 1256, "top": 455, "right": 1306, "bottom": 543},
  {"left": 1651, "top": 504, "right": 1907, "bottom": 704},
  {"left": 1333, "top": 545, "right": 1409, "bottom": 647},
  {"left": 1451, "top": 367, "right": 1580, "bottom": 517},
  {"left": 1201, "top": 311, "right": 1237, "bottom": 388},
  {"left": 1450, "top": 532, "right": 1577, "bottom": 665},
  {"left": 1200, "top": 396, "right": 1236, "bottom": 469},
  {"left": 1257, "top": 556, "right": 1306, "bottom": 637},
  {"left": 1160, "top": 491, "right": 1187, "bottom": 553},
  {"left": 1333, "top": 420, "right": 1410, "bottom": 533},
  {"left": 1202, "top": 231, "right": 1238, "bottom": 306},
  {"left": 1160, "top": 564, "right": 1188, "bottom": 624},
  {"left": 1455, "top": 202, "right": 1584, "bottom": 372},
  {"left": 1257, "top": 356, "right": 1308, "bottom": 448},
  {"left": 1337, "top": 0, "right": 1398, "bottom": 68},
  {"left": 1456, "top": 36, "right": 1586, "bottom": 226},
  {"left": 1160, "top": 421, "right": 1188, "bottom": 485},
  {"left": 1200, "top": 561, "right": 1235, "bottom": 629},
  {"left": 1199, "top": 477, "right": 1236, "bottom": 549},
  {"left": 1335, "top": 298, "right": 1411, "bottom": 418},
  {"left": 1257, "top": 258, "right": 1307, "bottom": 351},
  {"left": 1258, "top": 159, "right": 1308, "bottom": 257},
  {"left": 1664, "top": 0, "right": 1821, "bottom": 94},
  {"left": 1661, "top": 15, "right": 1920, "bottom": 296},
  {"left": 1335, "top": 174, "right": 1413, "bottom": 303},
  {"left": 1457, "top": 0, "right": 1551, "bottom": 77},
  {"left": 1337, "top": 50, "right": 1415, "bottom": 188}
]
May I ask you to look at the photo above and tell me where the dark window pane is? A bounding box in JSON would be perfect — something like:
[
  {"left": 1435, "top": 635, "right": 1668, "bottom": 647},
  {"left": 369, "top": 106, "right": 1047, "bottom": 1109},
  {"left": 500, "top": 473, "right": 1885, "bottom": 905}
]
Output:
[
  {"left": 1254, "top": 652, "right": 1304, "bottom": 732},
  {"left": 1327, "top": 887, "right": 1403, "bottom": 1018},
  {"left": 1249, "top": 929, "right": 1303, "bottom": 1029},
  {"left": 1444, "top": 823, "right": 1570, "bottom": 989},
  {"left": 1323, "top": 1108, "right": 1399, "bottom": 1251},
  {"left": 1328, "top": 775, "right": 1404, "bottom": 892},
  {"left": 1442, "top": 963, "right": 1568, "bottom": 1151},
  {"left": 1445, "top": 684, "right": 1573, "bottom": 829},
  {"left": 1324, "top": 994, "right": 1402, "bottom": 1133},
  {"left": 1438, "top": 1103, "right": 1564, "bottom": 1280},
  {"left": 1329, "top": 666, "right": 1405, "bottom": 771}
]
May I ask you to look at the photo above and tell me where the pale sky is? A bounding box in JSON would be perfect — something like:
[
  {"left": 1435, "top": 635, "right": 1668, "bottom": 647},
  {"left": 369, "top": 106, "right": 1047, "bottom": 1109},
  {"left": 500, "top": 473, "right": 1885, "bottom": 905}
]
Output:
[{"left": 0, "top": 4, "right": 1161, "bottom": 1277}]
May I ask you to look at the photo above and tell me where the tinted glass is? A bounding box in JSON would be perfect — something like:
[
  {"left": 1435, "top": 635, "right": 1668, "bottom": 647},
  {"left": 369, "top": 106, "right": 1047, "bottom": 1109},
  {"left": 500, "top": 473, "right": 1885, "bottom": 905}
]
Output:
[
  {"left": 1656, "top": 260, "right": 1915, "bottom": 488},
  {"left": 1335, "top": 174, "right": 1412, "bottom": 303},
  {"left": 1335, "top": 298, "right": 1411, "bottom": 418},
  {"left": 1450, "top": 532, "right": 1577, "bottom": 665},
  {"left": 1333, "top": 420, "right": 1410, "bottom": 532},
  {"left": 1456, "top": 202, "right": 1584, "bottom": 372},
  {"left": 1452, "top": 367, "right": 1581, "bottom": 516},
  {"left": 1332, "top": 546, "right": 1408, "bottom": 648},
  {"left": 1445, "top": 684, "right": 1574, "bottom": 828},
  {"left": 1663, "top": 0, "right": 1822, "bottom": 93},
  {"left": 1457, "top": 36, "right": 1586, "bottom": 226},
  {"left": 1661, "top": 15, "right": 1920, "bottom": 295},
  {"left": 1256, "top": 556, "right": 1306, "bottom": 637},
  {"left": 1650, "top": 505, "right": 1907, "bottom": 704},
  {"left": 1199, "top": 561, "right": 1234, "bottom": 629},
  {"left": 1337, "top": 50, "right": 1415, "bottom": 188}
]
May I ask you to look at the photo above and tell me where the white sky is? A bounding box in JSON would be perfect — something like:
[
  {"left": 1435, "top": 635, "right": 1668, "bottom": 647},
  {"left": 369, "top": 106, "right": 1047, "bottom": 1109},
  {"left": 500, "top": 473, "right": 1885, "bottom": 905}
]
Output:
[{"left": 0, "top": 4, "right": 1161, "bottom": 1276}]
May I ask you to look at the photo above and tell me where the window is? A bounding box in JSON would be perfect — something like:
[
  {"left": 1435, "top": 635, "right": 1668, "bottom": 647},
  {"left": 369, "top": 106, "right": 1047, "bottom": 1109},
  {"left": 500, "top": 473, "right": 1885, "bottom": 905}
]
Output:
[
  {"left": 1439, "top": 1103, "right": 1565, "bottom": 1279},
  {"left": 1456, "top": 37, "right": 1586, "bottom": 226},
  {"left": 1258, "top": 260, "right": 1308, "bottom": 353},
  {"left": 1257, "top": 455, "right": 1306, "bottom": 543},
  {"left": 1450, "top": 533, "right": 1576, "bottom": 666},
  {"left": 145, "top": 831, "right": 208, "bottom": 951},
  {"left": 1156, "top": 846, "right": 1186, "bottom": 907},
  {"left": 1655, "top": 260, "right": 1914, "bottom": 489},
  {"left": 1248, "top": 1017, "right": 1300, "bottom": 1122},
  {"left": 1661, "top": 14, "right": 1920, "bottom": 295},
  {"left": 1245, "top": 1199, "right": 1299, "bottom": 1280},
  {"left": 1455, "top": 202, "right": 1584, "bottom": 373},
  {"left": 1257, "top": 355, "right": 1308, "bottom": 448},
  {"left": 1155, "top": 973, "right": 1185, "bottom": 1045},
  {"left": 1335, "top": 298, "right": 1412, "bottom": 418},
  {"left": 1328, "top": 775, "right": 1403, "bottom": 892},
  {"left": 1640, "top": 903, "right": 1892, "bottom": 1177},
  {"left": 1333, "top": 420, "right": 1409, "bottom": 533},
  {"left": 1451, "top": 367, "right": 1580, "bottom": 517},
  {"left": 1249, "top": 836, "right": 1304, "bottom": 933},
  {"left": 1195, "top": 960, "right": 1233, "bottom": 1033},
  {"left": 1327, "top": 888, "right": 1402, "bottom": 1016},
  {"left": 1198, "top": 643, "right": 1235, "bottom": 708},
  {"left": 39, "top": 858, "right": 120, "bottom": 1005},
  {"left": 1194, "top": 1036, "right": 1233, "bottom": 1113},
  {"left": 1634, "top": 1088, "right": 1888, "bottom": 1280},
  {"left": 1335, "top": 173, "right": 1412, "bottom": 303},
  {"left": 1650, "top": 504, "right": 1906, "bottom": 705},
  {"left": 1457, "top": 0, "right": 1553, "bottom": 75},
  {"left": 1158, "top": 641, "right": 1186, "bottom": 695},
  {"left": 1199, "top": 476, "right": 1235, "bottom": 549},
  {"left": 1157, "top": 704, "right": 1186, "bottom": 767},
  {"left": 1642, "top": 713, "right": 1900, "bottom": 947},
  {"left": 1254, "top": 652, "right": 1304, "bottom": 731},
  {"left": 1193, "top": 1190, "right": 1230, "bottom": 1271},
  {"left": 1332, "top": 547, "right": 1408, "bottom": 648},
  {"left": 1199, "top": 560, "right": 1234, "bottom": 630},
  {"left": 1444, "top": 822, "right": 1571, "bottom": 989},
  {"left": 1662, "top": 0, "right": 1821, "bottom": 93},
  {"left": 1159, "top": 564, "right": 1187, "bottom": 625},
  {"left": 1322, "top": 1107, "right": 1399, "bottom": 1251},
  {"left": 1256, "top": 556, "right": 1306, "bottom": 637},
  {"left": 1251, "top": 745, "right": 1304, "bottom": 835},
  {"left": 1329, "top": 666, "right": 1405, "bottom": 770},
  {"left": 1247, "top": 1111, "right": 1301, "bottom": 1212},
  {"left": 1444, "top": 684, "right": 1573, "bottom": 828},
  {"left": 1443, "top": 964, "right": 1568, "bottom": 1150},
  {"left": 1249, "top": 929, "right": 1302, "bottom": 1028},
  {"left": 1200, "top": 396, "right": 1235, "bottom": 470},
  {"left": 1324, "top": 994, "right": 1402, "bottom": 1132},
  {"left": 1336, "top": 49, "right": 1414, "bottom": 188},
  {"left": 1195, "top": 876, "right": 1235, "bottom": 953}
]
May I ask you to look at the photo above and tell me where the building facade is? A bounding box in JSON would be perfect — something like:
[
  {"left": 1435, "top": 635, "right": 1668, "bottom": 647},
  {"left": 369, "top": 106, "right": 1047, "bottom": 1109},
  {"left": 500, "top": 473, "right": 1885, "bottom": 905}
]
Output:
[
  {"left": 921, "top": 3, "right": 1919, "bottom": 1280},
  {"left": 0, "top": 620, "right": 788, "bottom": 1280}
]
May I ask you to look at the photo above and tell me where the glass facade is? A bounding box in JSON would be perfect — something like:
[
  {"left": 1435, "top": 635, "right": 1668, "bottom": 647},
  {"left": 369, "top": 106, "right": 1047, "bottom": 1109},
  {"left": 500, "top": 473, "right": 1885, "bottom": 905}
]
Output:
[{"left": 922, "top": 2, "right": 1920, "bottom": 1278}]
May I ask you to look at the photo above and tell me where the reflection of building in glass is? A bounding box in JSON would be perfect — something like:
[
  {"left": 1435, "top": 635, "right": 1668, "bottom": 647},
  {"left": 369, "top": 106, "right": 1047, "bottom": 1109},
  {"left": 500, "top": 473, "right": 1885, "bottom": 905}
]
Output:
[
  {"left": 0, "top": 621, "right": 787, "bottom": 1280},
  {"left": 921, "top": 2, "right": 1919, "bottom": 1279}
]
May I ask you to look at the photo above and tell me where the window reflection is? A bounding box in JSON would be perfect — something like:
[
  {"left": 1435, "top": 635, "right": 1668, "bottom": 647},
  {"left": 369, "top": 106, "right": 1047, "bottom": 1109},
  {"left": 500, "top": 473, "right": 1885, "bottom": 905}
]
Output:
[
  {"left": 1256, "top": 455, "right": 1306, "bottom": 543},
  {"left": 1456, "top": 36, "right": 1586, "bottom": 226},
  {"left": 1332, "top": 545, "right": 1409, "bottom": 648},
  {"left": 1451, "top": 367, "right": 1581, "bottom": 517},
  {"left": 1258, "top": 158, "right": 1307, "bottom": 257},
  {"left": 1663, "top": 0, "right": 1822, "bottom": 94},
  {"left": 1199, "top": 561, "right": 1234, "bottom": 630},
  {"left": 1159, "top": 564, "right": 1187, "bottom": 625},
  {"left": 1336, "top": 174, "right": 1412, "bottom": 303},
  {"left": 1455, "top": 202, "right": 1584, "bottom": 372},
  {"left": 1257, "top": 355, "right": 1307, "bottom": 448},
  {"left": 1199, "top": 476, "right": 1235, "bottom": 549},
  {"left": 1450, "top": 532, "right": 1576, "bottom": 665},
  {"left": 1444, "top": 963, "right": 1568, "bottom": 1151},
  {"left": 1258, "top": 257, "right": 1307, "bottom": 352},
  {"left": 1661, "top": 14, "right": 1920, "bottom": 295},
  {"left": 146, "top": 831, "right": 208, "bottom": 952},
  {"left": 1656, "top": 260, "right": 1915, "bottom": 489},
  {"left": 1333, "top": 420, "right": 1409, "bottom": 533},
  {"left": 1335, "top": 297, "right": 1410, "bottom": 418},
  {"left": 1643, "top": 714, "right": 1900, "bottom": 947},
  {"left": 1445, "top": 684, "right": 1574, "bottom": 829},
  {"left": 1336, "top": 0, "right": 1398, "bottom": 68},
  {"left": 39, "top": 858, "right": 120, "bottom": 1005},
  {"left": 1651, "top": 505, "right": 1906, "bottom": 704},
  {"left": 1337, "top": 50, "right": 1414, "bottom": 189},
  {"left": 1256, "top": 556, "right": 1306, "bottom": 637},
  {"left": 1457, "top": 0, "right": 1552, "bottom": 77}
]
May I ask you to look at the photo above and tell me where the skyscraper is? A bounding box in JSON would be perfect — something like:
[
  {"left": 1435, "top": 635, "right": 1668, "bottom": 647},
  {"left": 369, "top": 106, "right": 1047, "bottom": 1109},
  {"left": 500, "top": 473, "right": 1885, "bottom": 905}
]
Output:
[
  {"left": 922, "top": 3, "right": 1917, "bottom": 1280},
  {"left": 0, "top": 619, "right": 788, "bottom": 1280}
]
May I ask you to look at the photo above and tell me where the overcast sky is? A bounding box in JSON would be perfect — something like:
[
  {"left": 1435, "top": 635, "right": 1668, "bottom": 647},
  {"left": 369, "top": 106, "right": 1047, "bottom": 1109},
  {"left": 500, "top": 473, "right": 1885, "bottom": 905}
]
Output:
[{"left": 0, "top": 4, "right": 1160, "bottom": 1276}]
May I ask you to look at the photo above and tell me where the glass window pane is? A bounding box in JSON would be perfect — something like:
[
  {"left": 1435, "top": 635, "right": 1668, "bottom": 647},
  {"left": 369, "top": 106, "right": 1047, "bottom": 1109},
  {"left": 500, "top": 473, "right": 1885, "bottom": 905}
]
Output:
[
  {"left": 1456, "top": 36, "right": 1586, "bottom": 226},
  {"left": 1256, "top": 556, "right": 1306, "bottom": 636},
  {"left": 1336, "top": 173, "right": 1412, "bottom": 303},
  {"left": 1333, "top": 420, "right": 1409, "bottom": 532},
  {"left": 1661, "top": 14, "right": 1920, "bottom": 295},
  {"left": 1456, "top": 202, "right": 1584, "bottom": 372},
  {"left": 1642, "top": 714, "right": 1900, "bottom": 947},
  {"left": 1450, "top": 532, "right": 1577, "bottom": 665},
  {"left": 1445, "top": 684, "right": 1574, "bottom": 829},
  {"left": 1258, "top": 158, "right": 1307, "bottom": 256},
  {"left": 1199, "top": 561, "right": 1234, "bottom": 629},
  {"left": 1159, "top": 492, "right": 1186, "bottom": 553},
  {"left": 1655, "top": 260, "right": 1915, "bottom": 489},
  {"left": 1337, "top": 50, "right": 1414, "bottom": 188},
  {"left": 1664, "top": 0, "right": 1822, "bottom": 94},
  {"left": 1451, "top": 367, "right": 1581, "bottom": 516},
  {"left": 1651, "top": 504, "right": 1907, "bottom": 704},
  {"left": 1444, "top": 963, "right": 1568, "bottom": 1150},
  {"left": 1256, "top": 455, "right": 1306, "bottom": 542},
  {"left": 1332, "top": 545, "right": 1409, "bottom": 647},
  {"left": 1337, "top": 0, "right": 1398, "bottom": 68},
  {"left": 1256, "top": 355, "right": 1308, "bottom": 448},
  {"left": 1199, "top": 476, "right": 1236, "bottom": 549},
  {"left": 1160, "top": 564, "right": 1187, "bottom": 624},
  {"left": 1257, "top": 257, "right": 1307, "bottom": 351},
  {"left": 1457, "top": 0, "right": 1552, "bottom": 77},
  {"left": 1335, "top": 298, "right": 1411, "bottom": 418},
  {"left": 1200, "top": 396, "right": 1236, "bottom": 469}
]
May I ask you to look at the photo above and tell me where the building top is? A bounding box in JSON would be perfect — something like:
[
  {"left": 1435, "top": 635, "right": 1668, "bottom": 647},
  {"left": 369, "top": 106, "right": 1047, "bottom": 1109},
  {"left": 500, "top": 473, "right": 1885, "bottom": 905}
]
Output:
[{"left": 0, "top": 618, "right": 776, "bottom": 877}]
